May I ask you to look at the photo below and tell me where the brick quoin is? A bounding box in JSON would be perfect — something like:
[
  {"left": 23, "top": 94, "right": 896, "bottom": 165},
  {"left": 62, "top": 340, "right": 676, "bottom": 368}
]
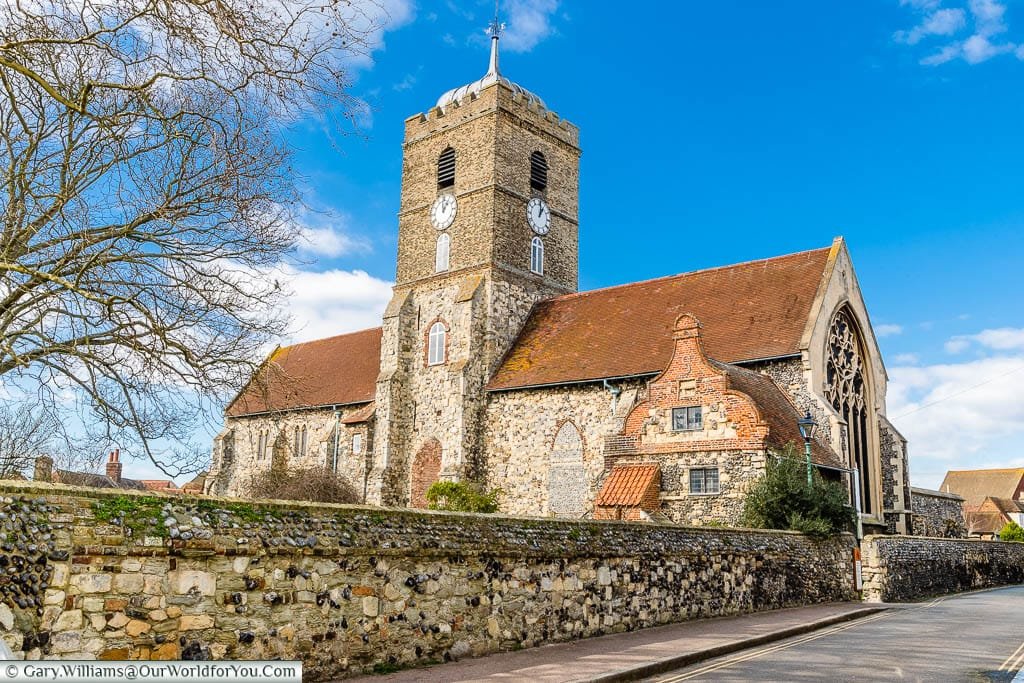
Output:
[{"left": 410, "top": 439, "right": 442, "bottom": 508}]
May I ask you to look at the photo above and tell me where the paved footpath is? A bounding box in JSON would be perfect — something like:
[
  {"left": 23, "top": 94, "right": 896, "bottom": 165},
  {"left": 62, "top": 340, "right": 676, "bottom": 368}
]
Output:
[{"left": 346, "top": 602, "right": 883, "bottom": 683}]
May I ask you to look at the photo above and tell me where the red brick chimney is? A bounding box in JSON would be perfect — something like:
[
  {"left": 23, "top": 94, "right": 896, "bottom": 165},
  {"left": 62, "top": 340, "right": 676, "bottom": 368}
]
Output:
[{"left": 105, "top": 449, "right": 122, "bottom": 483}]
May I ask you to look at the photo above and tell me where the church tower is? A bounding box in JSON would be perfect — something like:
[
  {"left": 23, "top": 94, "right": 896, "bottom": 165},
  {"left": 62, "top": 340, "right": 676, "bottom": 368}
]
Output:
[{"left": 366, "top": 22, "right": 581, "bottom": 506}]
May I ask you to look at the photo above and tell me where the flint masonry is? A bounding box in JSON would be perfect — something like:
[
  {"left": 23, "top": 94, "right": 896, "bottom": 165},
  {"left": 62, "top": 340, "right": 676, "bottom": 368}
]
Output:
[{"left": 207, "top": 27, "right": 912, "bottom": 534}]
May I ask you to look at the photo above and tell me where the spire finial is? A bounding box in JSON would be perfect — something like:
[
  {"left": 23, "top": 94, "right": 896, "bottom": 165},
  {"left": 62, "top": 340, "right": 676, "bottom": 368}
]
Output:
[{"left": 487, "top": 0, "right": 504, "bottom": 76}]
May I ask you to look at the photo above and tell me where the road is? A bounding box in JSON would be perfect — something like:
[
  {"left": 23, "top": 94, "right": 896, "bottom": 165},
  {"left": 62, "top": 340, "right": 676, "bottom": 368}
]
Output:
[{"left": 646, "top": 585, "right": 1024, "bottom": 682}]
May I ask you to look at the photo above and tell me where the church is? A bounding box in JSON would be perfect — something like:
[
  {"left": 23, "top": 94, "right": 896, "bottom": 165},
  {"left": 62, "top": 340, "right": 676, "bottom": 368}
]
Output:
[{"left": 206, "top": 27, "right": 913, "bottom": 534}]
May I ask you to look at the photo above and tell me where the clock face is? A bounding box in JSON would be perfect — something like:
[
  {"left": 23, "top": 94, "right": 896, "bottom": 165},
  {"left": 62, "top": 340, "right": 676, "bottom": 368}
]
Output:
[
  {"left": 430, "top": 194, "right": 457, "bottom": 231},
  {"left": 526, "top": 197, "right": 550, "bottom": 235}
]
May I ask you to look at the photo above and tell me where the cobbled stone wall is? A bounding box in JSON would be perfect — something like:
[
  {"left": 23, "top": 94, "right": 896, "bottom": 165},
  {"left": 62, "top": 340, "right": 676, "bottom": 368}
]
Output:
[
  {"left": 908, "top": 488, "right": 966, "bottom": 538},
  {"left": 0, "top": 481, "right": 855, "bottom": 679},
  {"left": 860, "top": 535, "right": 1024, "bottom": 602}
]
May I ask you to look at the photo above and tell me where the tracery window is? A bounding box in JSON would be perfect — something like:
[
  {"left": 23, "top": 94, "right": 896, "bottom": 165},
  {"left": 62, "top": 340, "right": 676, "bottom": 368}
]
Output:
[{"left": 824, "top": 307, "right": 874, "bottom": 514}]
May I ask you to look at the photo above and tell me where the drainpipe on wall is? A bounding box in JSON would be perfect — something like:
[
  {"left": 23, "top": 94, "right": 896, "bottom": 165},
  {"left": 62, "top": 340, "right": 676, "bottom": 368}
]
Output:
[
  {"left": 332, "top": 410, "right": 341, "bottom": 473},
  {"left": 603, "top": 379, "right": 622, "bottom": 414}
]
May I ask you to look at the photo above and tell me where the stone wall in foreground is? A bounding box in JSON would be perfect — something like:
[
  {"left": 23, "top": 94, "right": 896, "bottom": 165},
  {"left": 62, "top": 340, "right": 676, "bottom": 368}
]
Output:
[
  {"left": 861, "top": 535, "right": 1024, "bottom": 602},
  {"left": 0, "top": 481, "right": 855, "bottom": 680}
]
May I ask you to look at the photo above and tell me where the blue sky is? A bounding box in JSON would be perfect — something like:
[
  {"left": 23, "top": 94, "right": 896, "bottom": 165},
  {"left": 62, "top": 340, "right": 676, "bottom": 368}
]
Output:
[{"left": 190, "top": 1, "right": 1024, "bottom": 488}]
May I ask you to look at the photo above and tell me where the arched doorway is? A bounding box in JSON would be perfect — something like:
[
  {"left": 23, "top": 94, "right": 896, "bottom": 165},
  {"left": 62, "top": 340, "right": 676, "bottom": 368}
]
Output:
[
  {"left": 824, "top": 307, "right": 877, "bottom": 515},
  {"left": 549, "top": 422, "right": 586, "bottom": 517},
  {"left": 410, "top": 439, "right": 442, "bottom": 508}
]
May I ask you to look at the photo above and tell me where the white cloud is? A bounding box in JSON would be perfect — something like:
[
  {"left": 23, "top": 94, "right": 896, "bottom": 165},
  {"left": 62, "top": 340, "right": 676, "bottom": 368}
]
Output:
[
  {"left": 893, "top": 352, "right": 920, "bottom": 364},
  {"left": 972, "top": 327, "right": 1024, "bottom": 350},
  {"left": 896, "top": 0, "right": 1023, "bottom": 65},
  {"left": 895, "top": 8, "right": 966, "bottom": 44},
  {"left": 279, "top": 266, "right": 393, "bottom": 343},
  {"left": 944, "top": 337, "right": 971, "bottom": 353},
  {"left": 889, "top": 354, "right": 1024, "bottom": 488},
  {"left": 876, "top": 323, "right": 904, "bottom": 337},
  {"left": 500, "top": 0, "right": 560, "bottom": 53},
  {"left": 945, "top": 327, "right": 1024, "bottom": 353},
  {"left": 297, "top": 225, "right": 369, "bottom": 258},
  {"left": 392, "top": 73, "right": 417, "bottom": 91}
]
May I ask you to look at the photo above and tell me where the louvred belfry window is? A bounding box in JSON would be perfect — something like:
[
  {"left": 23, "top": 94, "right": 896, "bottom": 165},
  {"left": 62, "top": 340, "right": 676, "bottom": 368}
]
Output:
[
  {"left": 437, "top": 147, "right": 456, "bottom": 188},
  {"left": 824, "top": 307, "right": 874, "bottom": 515},
  {"left": 530, "top": 151, "right": 548, "bottom": 191}
]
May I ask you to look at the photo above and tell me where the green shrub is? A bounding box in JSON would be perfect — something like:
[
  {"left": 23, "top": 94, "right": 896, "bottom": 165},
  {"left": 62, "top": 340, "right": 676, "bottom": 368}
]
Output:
[
  {"left": 741, "top": 444, "right": 855, "bottom": 538},
  {"left": 999, "top": 521, "right": 1024, "bottom": 542},
  {"left": 425, "top": 481, "right": 500, "bottom": 513}
]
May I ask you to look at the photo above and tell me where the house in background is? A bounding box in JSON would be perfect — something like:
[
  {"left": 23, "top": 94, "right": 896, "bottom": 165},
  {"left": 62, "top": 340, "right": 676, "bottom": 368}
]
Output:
[
  {"left": 31, "top": 450, "right": 205, "bottom": 494},
  {"left": 939, "top": 468, "right": 1024, "bottom": 538}
]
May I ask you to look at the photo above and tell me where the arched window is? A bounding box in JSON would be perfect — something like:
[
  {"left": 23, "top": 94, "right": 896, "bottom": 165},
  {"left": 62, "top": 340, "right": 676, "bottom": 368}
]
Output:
[
  {"left": 437, "top": 147, "right": 456, "bottom": 188},
  {"left": 530, "top": 151, "right": 548, "bottom": 191},
  {"left": 530, "top": 236, "right": 544, "bottom": 275},
  {"left": 824, "top": 307, "right": 875, "bottom": 514},
  {"left": 435, "top": 233, "right": 450, "bottom": 272},
  {"left": 427, "top": 321, "right": 447, "bottom": 366}
]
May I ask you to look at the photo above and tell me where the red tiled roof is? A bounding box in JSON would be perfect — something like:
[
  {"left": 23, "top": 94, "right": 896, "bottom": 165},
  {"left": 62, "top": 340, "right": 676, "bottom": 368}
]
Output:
[
  {"left": 594, "top": 463, "right": 660, "bottom": 507},
  {"left": 939, "top": 468, "right": 1024, "bottom": 508},
  {"left": 487, "top": 246, "right": 832, "bottom": 391},
  {"left": 713, "top": 360, "right": 842, "bottom": 469},
  {"left": 226, "top": 328, "right": 382, "bottom": 417}
]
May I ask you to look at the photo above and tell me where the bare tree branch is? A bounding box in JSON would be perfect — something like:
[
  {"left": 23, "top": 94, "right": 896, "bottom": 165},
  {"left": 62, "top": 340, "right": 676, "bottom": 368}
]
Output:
[{"left": 0, "top": 0, "right": 386, "bottom": 476}]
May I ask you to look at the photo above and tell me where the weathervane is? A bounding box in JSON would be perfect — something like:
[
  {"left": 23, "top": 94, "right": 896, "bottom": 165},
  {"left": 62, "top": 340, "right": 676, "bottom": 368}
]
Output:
[
  {"left": 488, "top": 0, "right": 505, "bottom": 39},
  {"left": 486, "top": 0, "right": 504, "bottom": 75}
]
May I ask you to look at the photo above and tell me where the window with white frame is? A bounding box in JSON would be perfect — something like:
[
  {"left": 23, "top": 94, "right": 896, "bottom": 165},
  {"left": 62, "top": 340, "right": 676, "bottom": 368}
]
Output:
[
  {"left": 689, "top": 467, "right": 720, "bottom": 495},
  {"left": 352, "top": 433, "right": 363, "bottom": 455},
  {"left": 257, "top": 431, "right": 265, "bottom": 460},
  {"left": 435, "top": 233, "right": 450, "bottom": 272},
  {"left": 301, "top": 426, "right": 307, "bottom": 458},
  {"left": 530, "top": 236, "right": 544, "bottom": 275},
  {"left": 427, "top": 322, "right": 447, "bottom": 366},
  {"left": 671, "top": 406, "right": 703, "bottom": 431}
]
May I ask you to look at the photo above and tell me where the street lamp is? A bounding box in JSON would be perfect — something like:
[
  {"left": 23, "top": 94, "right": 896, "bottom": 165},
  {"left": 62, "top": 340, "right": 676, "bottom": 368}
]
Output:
[{"left": 797, "top": 412, "right": 816, "bottom": 487}]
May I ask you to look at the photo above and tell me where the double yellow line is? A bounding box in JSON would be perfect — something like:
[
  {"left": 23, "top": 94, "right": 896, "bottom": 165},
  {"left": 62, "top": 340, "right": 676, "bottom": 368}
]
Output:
[
  {"left": 654, "top": 599, "right": 951, "bottom": 682},
  {"left": 999, "top": 640, "right": 1024, "bottom": 676}
]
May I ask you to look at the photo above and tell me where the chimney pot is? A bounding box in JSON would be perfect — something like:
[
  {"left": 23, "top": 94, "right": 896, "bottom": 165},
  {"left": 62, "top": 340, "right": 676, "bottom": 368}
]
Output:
[
  {"left": 33, "top": 455, "right": 53, "bottom": 483},
  {"left": 106, "top": 449, "right": 122, "bottom": 483}
]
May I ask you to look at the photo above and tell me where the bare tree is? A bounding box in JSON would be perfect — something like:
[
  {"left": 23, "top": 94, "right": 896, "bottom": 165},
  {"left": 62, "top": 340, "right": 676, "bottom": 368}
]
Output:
[
  {"left": 0, "top": 401, "right": 56, "bottom": 477},
  {"left": 0, "top": 0, "right": 386, "bottom": 476}
]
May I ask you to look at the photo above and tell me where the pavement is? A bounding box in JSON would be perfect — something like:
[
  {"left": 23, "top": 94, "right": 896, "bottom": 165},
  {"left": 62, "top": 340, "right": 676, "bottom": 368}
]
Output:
[{"left": 347, "top": 601, "right": 885, "bottom": 683}]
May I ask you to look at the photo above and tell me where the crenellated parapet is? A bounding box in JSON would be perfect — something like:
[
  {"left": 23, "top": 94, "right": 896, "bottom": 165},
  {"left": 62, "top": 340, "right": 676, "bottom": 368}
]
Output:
[{"left": 404, "top": 81, "right": 579, "bottom": 148}]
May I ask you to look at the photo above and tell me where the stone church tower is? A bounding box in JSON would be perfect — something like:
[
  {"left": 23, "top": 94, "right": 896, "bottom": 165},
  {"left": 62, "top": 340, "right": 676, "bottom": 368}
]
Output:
[{"left": 365, "top": 27, "right": 581, "bottom": 506}]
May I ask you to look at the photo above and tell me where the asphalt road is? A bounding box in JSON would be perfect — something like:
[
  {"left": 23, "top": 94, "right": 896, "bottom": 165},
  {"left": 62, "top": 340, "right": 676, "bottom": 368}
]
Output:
[{"left": 645, "top": 586, "right": 1024, "bottom": 682}]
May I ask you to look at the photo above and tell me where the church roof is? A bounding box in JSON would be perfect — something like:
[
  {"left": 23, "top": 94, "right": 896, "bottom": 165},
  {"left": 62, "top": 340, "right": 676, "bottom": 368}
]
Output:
[
  {"left": 435, "top": 28, "right": 545, "bottom": 111},
  {"left": 487, "top": 246, "right": 832, "bottom": 391},
  {"left": 939, "top": 468, "right": 1024, "bottom": 508},
  {"left": 225, "top": 327, "right": 381, "bottom": 417},
  {"left": 711, "top": 359, "right": 841, "bottom": 468}
]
